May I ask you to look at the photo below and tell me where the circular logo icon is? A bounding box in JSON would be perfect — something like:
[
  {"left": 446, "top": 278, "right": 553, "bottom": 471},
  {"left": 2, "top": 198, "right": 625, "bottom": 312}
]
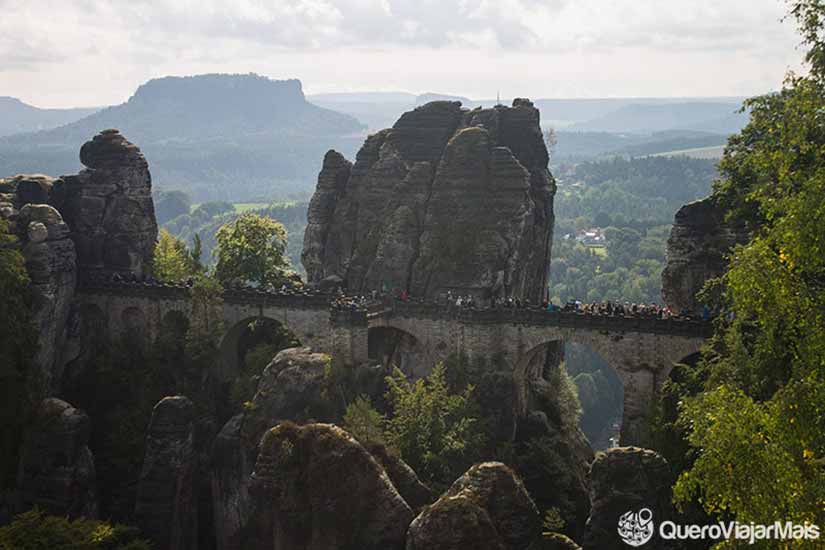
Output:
[{"left": 618, "top": 508, "right": 654, "bottom": 547}]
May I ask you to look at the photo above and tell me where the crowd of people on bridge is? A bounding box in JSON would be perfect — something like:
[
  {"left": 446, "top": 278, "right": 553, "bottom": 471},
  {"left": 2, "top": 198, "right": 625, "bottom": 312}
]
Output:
[{"left": 407, "top": 290, "right": 710, "bottom": 321}]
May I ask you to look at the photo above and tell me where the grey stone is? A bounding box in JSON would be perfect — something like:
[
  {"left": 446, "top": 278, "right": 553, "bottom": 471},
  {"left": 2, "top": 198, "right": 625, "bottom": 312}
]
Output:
[
  {"left": 302, "top": 99, "right": 555, "bottom": 303},
  {"left": 135, "top": 396, "right": 198, "bottom": 550},
  {"left": 16, "top": 398, "right": 97, "bottom": 519},
  {"left": 51, "top": 129, "right": 158, "bottom": 278},
  {"left": 407, "top": 462, "right": 541, "bottom": 550},
  {"left": 583, "top": 447, "right": 675, "bottom": 550},
  {"left": 246, "top": 422, "right": 413, "bottom": 550},
  {"left": 662, "top": 196, "right": 748, "bottom": 313}
]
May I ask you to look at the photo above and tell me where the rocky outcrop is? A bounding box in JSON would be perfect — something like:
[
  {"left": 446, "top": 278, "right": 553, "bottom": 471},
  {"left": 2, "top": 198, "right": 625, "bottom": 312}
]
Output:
[
  {"left": 16, "top": 398, "right": 97, "bottom": 518},
  {"left": 245, "top": 347, "right": 337, "bottom": 430},
  {"left": 0, "top": 176, "right": 77, "bottom": 397},
  {"left": 302, "top": 99, "right": 555, "bottom": 303},
  {"left": 366, "top": 444, "right": 435, "bottom": 510},
  {"left": 246, "top": 422, "right": 413, "bottom": 550},
  {"left": 662, "top": 195, "right": 748, "bottom": 313},
  {"left": 16, "top": 204, "right": 77, "bottom": 395},
  {"left": 211, "top": 414, "right": 254, "bottom": 550},
  {"left": 583, "top": 447, "right": 675, "bottom": 550},
  {"left": 51, "top": 129, "right": 157, "bottom": 278},
  {"left": 135, "top": 396, "right": 197, "bottom": 550},
  {"left": 0, "top": 174, "right": 55, "bottom": 208},
  {"left": 534, "top": 534, "right": 583, "bottom": 549},
  {"left": 407, "top": 462, "right": 541, "bottom": 550},
  {"left": 211, "top": 348, "right": 337, "bottom": 550}
]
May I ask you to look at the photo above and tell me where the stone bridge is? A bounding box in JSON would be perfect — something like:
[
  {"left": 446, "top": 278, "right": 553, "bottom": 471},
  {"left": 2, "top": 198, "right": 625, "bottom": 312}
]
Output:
[{"left": 75, "top": 281, "right": 709, "bottom": 446}]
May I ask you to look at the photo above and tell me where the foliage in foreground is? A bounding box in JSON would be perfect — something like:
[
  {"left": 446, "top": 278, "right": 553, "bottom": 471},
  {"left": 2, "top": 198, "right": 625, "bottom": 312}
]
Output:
[
  {"left": 384, "top": 363, "right": 486, "bottom": 489},
  {"left": 0, "top": 218, "right": 35, "bottom": 488},
  {"left": 663, "top": 2, "right": 825, "bottom": 542},
  {"left": 0, "top": 509, "right": 151, "bottom": 550}
]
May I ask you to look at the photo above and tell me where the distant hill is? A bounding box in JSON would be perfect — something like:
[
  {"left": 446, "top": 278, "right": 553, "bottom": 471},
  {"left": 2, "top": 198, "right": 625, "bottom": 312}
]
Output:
[
  {"left": 0, "top": 96, "right": 99, "bottom": 137},
  {"left": 0, "top": 74, "right": 366, "bottom": 202},
  {"left": 415, "top": 92, "right": 471, "bottom": 105},
  {"left": 554, "top": 129, "right": 729, "bottom": 161},
  {"left": 310, "top": 93, "right": 748, "bottom": 132},
  {"left": 569, "top": 101, "right": 747, "bottom": 134}
]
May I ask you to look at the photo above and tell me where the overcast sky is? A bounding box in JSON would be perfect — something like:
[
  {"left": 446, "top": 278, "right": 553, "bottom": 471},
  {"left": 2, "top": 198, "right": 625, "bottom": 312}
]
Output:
[{"left": 0, "top": 0, "right": 806, "bottom": 108}]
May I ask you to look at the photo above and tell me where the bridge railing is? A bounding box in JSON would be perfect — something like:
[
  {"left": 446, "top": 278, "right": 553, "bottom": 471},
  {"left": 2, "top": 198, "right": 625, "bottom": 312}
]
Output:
[
  {"left": 77, "top": 279, "right": 334, "bottom": 308},
  {"left": 375, "top": 299, "right": 712, "bottom": 337}
]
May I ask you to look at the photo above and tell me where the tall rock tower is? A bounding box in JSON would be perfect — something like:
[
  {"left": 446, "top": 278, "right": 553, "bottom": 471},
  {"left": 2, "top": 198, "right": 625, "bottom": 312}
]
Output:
[
  {"left": 52, "top": 129, "right": 158, "bottom": 278},
  {"left": 302, "top": 99, "right": 555, "bottom": 303}
]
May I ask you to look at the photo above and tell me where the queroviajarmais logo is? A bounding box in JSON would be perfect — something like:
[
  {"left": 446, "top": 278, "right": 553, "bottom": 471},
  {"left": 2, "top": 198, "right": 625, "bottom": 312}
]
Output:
[{"left": 618, "top": 508, "right": 655, "bottom": 547}]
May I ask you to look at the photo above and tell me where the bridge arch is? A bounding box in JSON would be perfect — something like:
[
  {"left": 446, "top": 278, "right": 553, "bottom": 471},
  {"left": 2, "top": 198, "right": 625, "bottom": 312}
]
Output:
[
  {"left": 367, "top": 326, "right": 433, "bottom": 378},
  {"left": 515, "top": 328, "right": 703, "bottom": 447},
  {"left": 218, "top": 316, "right": 301, "bottom": 382}
]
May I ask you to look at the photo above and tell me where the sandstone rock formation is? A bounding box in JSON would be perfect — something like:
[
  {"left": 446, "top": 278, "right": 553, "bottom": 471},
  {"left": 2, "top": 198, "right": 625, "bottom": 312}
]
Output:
[
  {"left": 246, "top": 422, "right": 413, "bottom": 550},
  {"left": 407, "top": 462, "right": 541, "bottom": 550},
  {"left": 246, "top": 347, "right": 336, "bottom": 428},
  {"left": 662, "top": 195, "right": 748, "bottom": 313},
  {"left": 0, "top": 174, "right": 55, "bottom": 208},
  {"left": 0, "top": 177, "right": 77, "bottom": 397},
  {"left": 366, "top": 444, "right": 435, "bottom": 510},
  {"left": 534, "top": 534, "right": 583, "bottom": 549},
  {"left": 17, "top": 204, "right": 77, "bottom": 395},
  {"left": 51, "top": 129, "right": 157, "bottom": 278},
  {"left": 211, "top": 347, "right": 337, "bottom": 550},
  {"left": 211, "top": 414, "right": 254, "bottom": 550},
  {"left": 302, "top": 99, "right": 555, "bottom": 302},
  {"left": 16, "top": 398, "right": 97, "bottom": 518},
  {"left": 135, "top": 396, "right": 197, "bottom": 550},
  {"left": 583, "top": 447, "right": 675, "bottom": 550}
]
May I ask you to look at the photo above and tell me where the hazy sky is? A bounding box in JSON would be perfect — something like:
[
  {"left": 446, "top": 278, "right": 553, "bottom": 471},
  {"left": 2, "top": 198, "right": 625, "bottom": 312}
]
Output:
[{"left": 0, "top": 0, "right": 806, "bottom": 108}]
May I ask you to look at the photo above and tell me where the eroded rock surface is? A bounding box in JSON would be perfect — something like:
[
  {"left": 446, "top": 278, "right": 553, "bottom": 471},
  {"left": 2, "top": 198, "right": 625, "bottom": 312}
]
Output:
[
  {"left": 583, "top": 447, "right": 675, "bottom": 550},
  {"left": 211, "top": 348, "right": 338, "bottom": 550},
  {"left": 16, "top": 398, "right": 97, "bottom": 518},
  {"left": 662, "top": 195, "right": 748, "bottom": 313},
  {"left": 135, "top": 396, "right": 197, "bottom": 550},
  {"left": 366, "top": 444, "right": 435, "bottom": 510},
  {"left": 302, "top": 99, "right": 555, "bottom": 302},
  {"left": 51, "top": 129, "right": 157, "bottom": 278},
  {"left": 0, "top": 183, "right": 77, "bottom": 396},
  {"left": 407, "top": 462, "right": 541, "bottom": 550},
  {"left": 246, "top": 422, "right": 413, "bottom": 550}
]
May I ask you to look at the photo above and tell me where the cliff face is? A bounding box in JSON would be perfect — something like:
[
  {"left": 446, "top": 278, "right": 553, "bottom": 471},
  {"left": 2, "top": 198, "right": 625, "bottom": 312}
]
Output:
[
  {"left": 661, "top": 195, "right": 748, "bottom": 313},
  {"left": 52, "top": 129, "right": 158, "bottom": 278},
  {"left": 302, "top": 99, "right": 555, "bottom": 302}
]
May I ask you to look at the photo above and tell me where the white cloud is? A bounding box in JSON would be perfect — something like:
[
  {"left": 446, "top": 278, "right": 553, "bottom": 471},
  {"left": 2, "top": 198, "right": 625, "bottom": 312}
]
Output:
[{"left": 0, "top": 0, "right": 805, "bottom": 107}]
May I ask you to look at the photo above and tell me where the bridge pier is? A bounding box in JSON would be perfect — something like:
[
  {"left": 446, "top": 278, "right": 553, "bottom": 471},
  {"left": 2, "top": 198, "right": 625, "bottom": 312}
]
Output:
[{"left": 330, "top": 309, "right": 369, "bottom": 366}]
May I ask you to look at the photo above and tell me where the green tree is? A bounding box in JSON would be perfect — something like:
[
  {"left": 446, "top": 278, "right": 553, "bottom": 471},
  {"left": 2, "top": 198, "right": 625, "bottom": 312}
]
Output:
[
  {"left": 214, "top": 213, "right": 292, "bottom": 288},
  {"left": 668, "top": 1, "right": 825, "bottom": 535},
  {"left": 343, "top": 395, "right": 386, "bottom": 447},
  {"left": 185, "top": 274, "right": 225, "bottom": 376},
  {"left": 0, "top": 509, "right": 151, "bottom": 550},
  {"left": 384, "top": 363, "right": 486, "bottom": 488},
  {"left": 0, "top": 218, "right": 36, "bottom": 488},
  {"left": 153, "top": 228, "right": 193, "bottom": 281}
]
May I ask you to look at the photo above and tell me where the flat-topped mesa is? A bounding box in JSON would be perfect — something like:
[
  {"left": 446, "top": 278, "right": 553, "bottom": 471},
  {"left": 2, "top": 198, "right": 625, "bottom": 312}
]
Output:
[
  {"left": 52, "top": 129, "right": 158, "bottom": 278},
  {"left": 302, "top": 98, "right": 555, "bottom": 303}
]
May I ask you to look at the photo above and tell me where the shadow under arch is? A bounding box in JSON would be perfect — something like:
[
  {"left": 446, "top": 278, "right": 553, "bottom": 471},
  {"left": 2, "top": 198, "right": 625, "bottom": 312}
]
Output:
[
  {"left": 367, "top": 326, "right": 432, "bottom": 379},
  {"left": 120, "top": 306, "right": 147, "bottom": 348},
  {"left": 156, "top": 310, "right": 190, "bottom": 360},
  {"left": 517, "top": 339, "right": 624, "bottom": 450},
  {"left": 219, "top": 315, "right": 300, "bottom": 383}
]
